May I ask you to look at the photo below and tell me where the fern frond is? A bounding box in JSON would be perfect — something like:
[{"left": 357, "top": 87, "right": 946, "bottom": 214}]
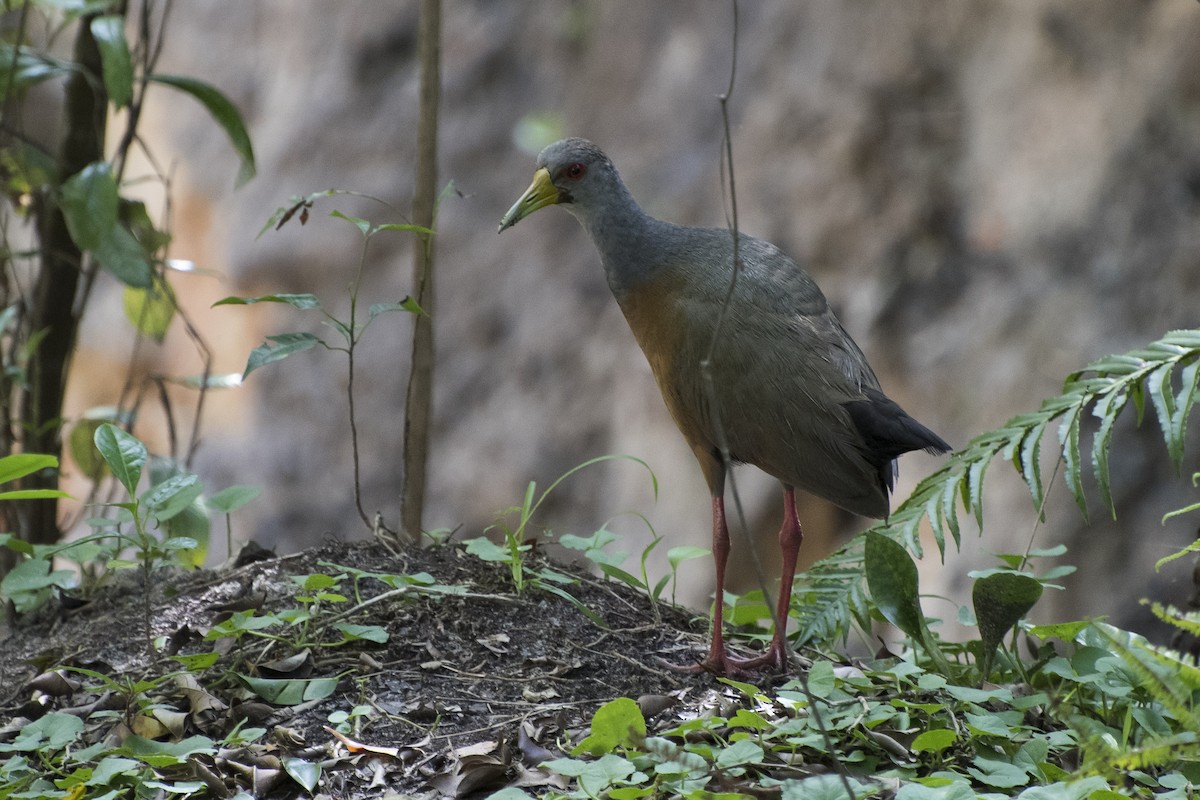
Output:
[{"left": 793, "top": 329, "right": 1200, "bottom": 647}]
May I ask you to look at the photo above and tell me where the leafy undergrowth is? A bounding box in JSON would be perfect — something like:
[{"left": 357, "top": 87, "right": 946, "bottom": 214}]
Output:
[{"left": 1, "top": 531, "right": 1198, "bottom": 799}]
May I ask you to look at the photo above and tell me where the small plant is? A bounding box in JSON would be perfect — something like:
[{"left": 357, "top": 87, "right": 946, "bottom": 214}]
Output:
[
  {"left": 465, "top": 455, "right": 659, "bottom": 625},
  {"left": 216, "top": 190, "right": 441, "bottom": 535},
  {"left": 89, "top": 423, "right": 205, "bottom": 655}
]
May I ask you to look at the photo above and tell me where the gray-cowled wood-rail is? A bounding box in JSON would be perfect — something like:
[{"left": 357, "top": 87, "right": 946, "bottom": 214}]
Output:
[{"left": 499, "top": 138, "right": 950, "bottom": 674}]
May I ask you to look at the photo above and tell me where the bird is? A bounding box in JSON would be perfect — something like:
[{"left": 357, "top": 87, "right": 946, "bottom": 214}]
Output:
[{"left": 498, "top": 138, "right": 950, "bottom": 674}]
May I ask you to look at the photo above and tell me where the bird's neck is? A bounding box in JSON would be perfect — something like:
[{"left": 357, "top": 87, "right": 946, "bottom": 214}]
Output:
[{"left": 567, "top": 187, "right": 672, "bottom": 297}]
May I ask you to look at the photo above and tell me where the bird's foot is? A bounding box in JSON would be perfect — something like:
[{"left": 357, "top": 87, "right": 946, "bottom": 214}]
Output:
[{"left": 657, "top": 642, "right": 790, "bottom": 676}]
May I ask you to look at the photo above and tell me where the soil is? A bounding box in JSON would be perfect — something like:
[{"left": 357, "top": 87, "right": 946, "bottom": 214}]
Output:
[{"left": 0, "top": 537, "right": 769, "bottom": 798}]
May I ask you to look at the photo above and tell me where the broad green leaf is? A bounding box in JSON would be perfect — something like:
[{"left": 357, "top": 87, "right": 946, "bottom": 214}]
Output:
[
  {"left": 0, "top": 453, "right": 58, "bottom": 485},
  {"left": 911, "top": 729, "right": 957, "bottom": 754},
  {"left": 90, "top": 15, "right": 132, "bottom": 107},
  {"left": 121, "top": 198, "right": 172, "bottom": 253},
  {"left": 667, "top": 545, "right": 709, "bottom": 572},
  {"left": 464, "top": 536, "right": 519, "bottom": 563},
  {"left": 334, "top": 623, "right": 388, "bottom": 643},
  {"left": 93, "top": 423, "right": 146, "bottom": 495},
  {"left": 283, "top": 757, "right": 321, "bottom": 793},
  {"left": 804, "top": 659, "right": 836, "bottom": 698},
  {"left": 243, "top": 332, "right": 322, "bottom": 378},
  {"left": 0, "top": 557, "right": 75, "bottom": 598},
  {"left": 123, "top": 282, "right": 176, "bottom": 342},
  {"left": 165, "top": 498, "right": 210, "bottom": 568},
  {"left": 148, "top": 74, "right": 256, "bottom": 186},
  {"left": 70, "top": 411, "right": 121, "bottom": 481},
  {"left": 1, "top": 711, "right": 84, "bottom": 752},
  {"left": 714, "top": 739, "right": 764, "bottom": 768},
  {"left": 95, "top": 224, "right": 153, "bottom": 287},
  {"left": 60, "top": 162, "right": 118, "bottom": 250},
  {"left": 238, "top": 675, "right": 338, "bottom": 705},
  {"left": 863, "top": 532, "right": 924, "bottom": 643},
  {"left": 142, "top": 473, "right": 203, "bottom": 522},
  {"left": 117, "top": 734, "right": 215, "bottom": 764},
  {"left": 213, "top": 293, "right": 321, "bottom": 310},
  {"left": 572, "top": 698, "right": 646, "bottom": 756},
  {"left": 972, "top": 571, "right": 1043, "bottom": 679},
  {"left": 209, "top": 485, "right": 261, "bottom": 514}
]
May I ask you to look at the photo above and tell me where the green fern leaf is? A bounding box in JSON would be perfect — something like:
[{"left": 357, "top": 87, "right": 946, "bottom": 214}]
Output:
[
  {"left": 1018, "top": 421, "right": 1047, "bottom": 518},
  {"left": 1091, "top": 386, "right": 1129, "bottom": 519},
  {"left": 1146, "top": 362, "right": 1180, "bottom": 469},
  {"left": 1058, "top": 404, "right": 1088, "bottom": 519},
  {"left": 1170, "top": 357, "right": 1200, "bottom": 471}
]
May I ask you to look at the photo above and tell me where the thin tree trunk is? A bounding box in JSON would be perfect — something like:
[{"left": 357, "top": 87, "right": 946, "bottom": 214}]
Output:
[
  {"left": 23, "top": 15, "right": 107, "bottom": 544},
  {"left": 400, "top": 0, "right": 440, "bottom": 542}
]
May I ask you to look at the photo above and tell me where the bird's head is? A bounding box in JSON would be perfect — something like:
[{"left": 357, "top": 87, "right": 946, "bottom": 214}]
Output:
[{"left": 498, "top": 138, "right": 616, "bottom": 232}]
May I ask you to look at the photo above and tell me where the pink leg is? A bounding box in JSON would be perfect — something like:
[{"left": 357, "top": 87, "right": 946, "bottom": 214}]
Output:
[
  {"left": 706, "top": 494, "right": 733, "bottom": 669},
  {"left": 664, "top": 489, "right": 802, "bottom": 675},
  {"left": 726, "top": 486, "right": 802, "bottom": 671}
]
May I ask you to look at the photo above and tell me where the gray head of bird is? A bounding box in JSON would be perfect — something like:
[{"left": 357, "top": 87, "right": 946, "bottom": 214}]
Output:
[{"left": 497, "top": 138, "right": 635, "bottom": 233}]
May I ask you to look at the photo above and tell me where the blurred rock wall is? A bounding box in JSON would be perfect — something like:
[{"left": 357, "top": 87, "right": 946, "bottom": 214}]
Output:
[{"left": 62, "top": 1, "right": 1200, "bottom": 634}]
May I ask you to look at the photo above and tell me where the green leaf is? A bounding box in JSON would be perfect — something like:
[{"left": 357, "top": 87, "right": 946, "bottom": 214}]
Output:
[
  {"left": 715, "top": 739, "right": 764, "bottom": 768},
  {"left": 667, "top": 545, "right": 709, "bottom": 571},
  {"left": 209, "top": 485, "right": 261, "bottom": 514},
  {"left": 863, "top": 532, "right": 925, "bottom": 643},
  {"left": 1169, "top": 358, "right": 1200, "bottom": 471},
  {"left": 375, "top": 222, "right": 435, "bottom": 236},
  {"left": 330, "top": 209, "right": 371, "bottom": 235},
  {"left": 90, "top": 15, "right": 133, "bottom": 107},
  {"left": 0, "top": 43, "right": 73, "bottom": 95},
  {"left": 369, "top": 297, "right": 426, "bottom": 318},
  {"left": 243, "top": 332, "right": 322, "bottom": 378},
  {"left": 911, "top": 729, "right": 957, "bottom": 754},
  {"left": 238, "top": 675, "right": 338, "bottom": 705},
  {"left": 1090, "top": 386, "right": 1129, "bottom": 519},
  {"left": 1058, "top": 404, "right": 1088, "bottom": 518},
  {"left": 95, "top": 223, "right": 153, "bottom": 287},
  {"left": 283, "top": 757, "right": 321, "bottom": 792},
  {"left": 148, "top": 74, "right": 256, "bottom": 186},
  {"left": 0, "top": 557, "right": 75, "bottom": 598},
  {"left": 1, "top": 711, "right": 84, "bottom": 752},
  {"left": 464, "top": 536, "right": 521, "bottom": 563},
  {"left": 1146, "top": 362, "right": 1179, "bottom": 468},
  {"left": 123, "top": 282, "right": 176, "bottom": 342},
  {"left": 214, "top": 293, "right": 322, "bottom": 310},
  {"left": 972, "top": 571, "right": 1043, "bottom": 679},
  {"left": 1016, "top": 421, "right": 1047, "bottom": 518},
  {"left": 93, "top": 424, "right": 146, "bottom": 496},
  {"left": 334, "top": 623, "right": 389, "bottom": 643},
  {"left": 572, "top": 698, "right": 646, "bottom": 756},
  {"left": 142, "top": 473, "right": 203, "bottom": 522},
  {"left": 0, "top": 489, "right": 70, "bottom": 500},
  {"left": 0, "top": 453, "right": 58, "bottom": 485},
  {"left": 60, "top": 162, "right": 118, "bottom": 251}
]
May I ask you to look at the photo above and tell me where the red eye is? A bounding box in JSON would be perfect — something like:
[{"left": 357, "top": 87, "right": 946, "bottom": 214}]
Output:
[{"left": 564, "top": 163, "right": 587, "bottom": 180}]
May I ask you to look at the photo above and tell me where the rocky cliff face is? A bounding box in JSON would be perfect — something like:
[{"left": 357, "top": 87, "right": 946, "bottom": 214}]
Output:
[{"left": 67, "top": 1, "right": 1200, "bottom": 632}]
